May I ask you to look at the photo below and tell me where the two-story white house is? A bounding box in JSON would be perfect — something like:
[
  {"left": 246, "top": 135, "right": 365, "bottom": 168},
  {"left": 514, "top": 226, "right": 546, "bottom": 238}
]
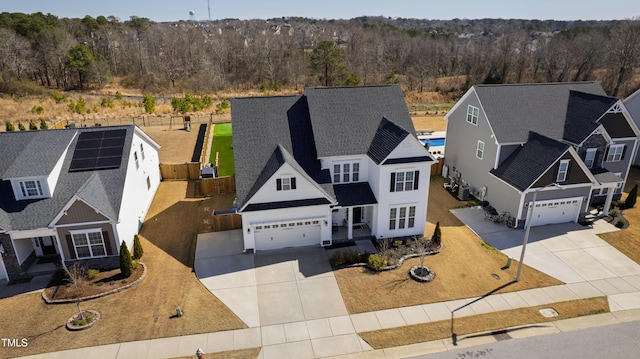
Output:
[
  {"left": 0, "top": 125, "right": 160, "bottom": 282},
  {"left": 231, "top": 85, "right": 435, "bottom": 251}
]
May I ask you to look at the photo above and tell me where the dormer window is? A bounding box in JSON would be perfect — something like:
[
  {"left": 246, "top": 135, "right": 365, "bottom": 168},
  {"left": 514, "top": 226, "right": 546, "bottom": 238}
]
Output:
[{"left": 12, "top": 178, "right": 48, "bottom": 200}]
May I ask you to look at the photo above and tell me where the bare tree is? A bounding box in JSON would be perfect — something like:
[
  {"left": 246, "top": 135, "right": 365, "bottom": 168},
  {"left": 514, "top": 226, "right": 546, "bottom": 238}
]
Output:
[
  {"left": 606, "top": 20, "right": 640, "bottom": 96},
  {"left": 64, "top": 262, "right": 88, "bottom": 320}
]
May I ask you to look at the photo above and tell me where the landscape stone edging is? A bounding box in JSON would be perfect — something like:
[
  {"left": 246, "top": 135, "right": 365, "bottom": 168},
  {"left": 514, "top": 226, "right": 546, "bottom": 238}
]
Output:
[
  {"left": 333, "top": 244, "right": 443, "bottom": 271},
  {"left": 66, "top": 309, "right": 101, "bottom": 331},
  {"left": 42, "top": 262, "right": 147, "bottom": 304}
]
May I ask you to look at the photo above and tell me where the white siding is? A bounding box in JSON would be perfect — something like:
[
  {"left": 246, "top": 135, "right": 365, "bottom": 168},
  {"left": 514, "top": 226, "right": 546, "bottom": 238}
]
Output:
[
  {"left": 46, "top": 146, "right": 71, "bottom": 195},
  {"left": 241, "top": 205, "right": 332, "bottom": 251},
  {"left": 115, "top": 131, "right": 161, "bottom": 250},
  {"left": 320, "top": 155, "right": 369, "bottom": 184},
  {"left": 11, "top": 238, "right": 34, "bottom": 265},
  {"left": 246, "top": 163, "right": 330, "bottom": 205}
]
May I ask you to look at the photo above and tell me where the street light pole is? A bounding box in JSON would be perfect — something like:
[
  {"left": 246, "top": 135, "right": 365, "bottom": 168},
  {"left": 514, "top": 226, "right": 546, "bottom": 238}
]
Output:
[{"left": 515, "top": 183, "right": 562, "bottom": 282}]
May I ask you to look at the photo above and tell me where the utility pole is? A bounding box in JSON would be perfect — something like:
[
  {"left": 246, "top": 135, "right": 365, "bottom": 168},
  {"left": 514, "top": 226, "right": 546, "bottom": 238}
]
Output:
[{"left": 208, "top": 0, "right": 211, "bottom": 21}]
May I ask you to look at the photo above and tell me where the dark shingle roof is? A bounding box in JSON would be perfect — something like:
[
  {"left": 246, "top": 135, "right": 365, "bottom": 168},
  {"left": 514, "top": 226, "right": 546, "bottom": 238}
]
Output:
[
  {"left": 232, "top": 85, "right": 418, "bottom": 209},
  {"left": 305, "top": 85, "right": 416, "bottom": 157},
  {"left": 490, "top": 132, "right": 571, "bottom": 191},
  {"left": 243, "top": 198, "right": 332, "bottom": 212},
  {"left": 333, "top": 183, "right": 378, "bottom": 207},
  {"left": 474, "top": 82, "right": 607, "bottom": 144},
  {"left": 367, "top": 117, "right": 410, "bottom": 164},
  {"left": 563, "top": 91, "right": 618, "bottom": 144},
  {"left": 0, "top": 126, "right": 136, "bottom": 231}
]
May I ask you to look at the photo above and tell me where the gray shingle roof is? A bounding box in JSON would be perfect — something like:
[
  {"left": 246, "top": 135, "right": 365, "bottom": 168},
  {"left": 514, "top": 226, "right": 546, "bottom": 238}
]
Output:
[
  {"left": 305, "top": 85, "right": 416, "bottom": 157},
  {"left": 232, "top": 85, "right": 418, "bottom": 209},
  {"left": 591, "top": 168, "right": 624, "bottom": 184},
  {"left": 474, "top": 82, "right": 607, "bottom": 144},
  {"left": 490, "top": 132, "right": 570, "bottom": 191},
  {"left": 564, "top": 91, "right": 618, "bottom": 144},
  {"left": 0, "top": 130, "right": 77, "bottom": 178},
  {"left": 0, "top": 126, "right": 135, "bottom": 231}
]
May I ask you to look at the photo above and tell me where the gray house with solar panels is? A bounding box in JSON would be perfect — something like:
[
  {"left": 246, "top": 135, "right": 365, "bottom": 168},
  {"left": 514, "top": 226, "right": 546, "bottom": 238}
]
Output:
[{"left": 0, "top": 125, "right": 161, "bottom": 281}]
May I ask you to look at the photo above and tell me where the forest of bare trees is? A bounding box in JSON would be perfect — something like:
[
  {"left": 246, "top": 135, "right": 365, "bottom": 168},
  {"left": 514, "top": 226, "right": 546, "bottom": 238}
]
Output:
[{"left": 1, "top": 13, "right": 639, "bottom": 99}]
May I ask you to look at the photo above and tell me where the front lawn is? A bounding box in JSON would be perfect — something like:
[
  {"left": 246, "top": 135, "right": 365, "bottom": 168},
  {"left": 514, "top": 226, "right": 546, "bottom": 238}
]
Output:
[
  {"left": 333, "top": 176, "right": 563, "bottom": 314},
  {"left": 210, "top": 123, "right": 234, "bottom": 177}
]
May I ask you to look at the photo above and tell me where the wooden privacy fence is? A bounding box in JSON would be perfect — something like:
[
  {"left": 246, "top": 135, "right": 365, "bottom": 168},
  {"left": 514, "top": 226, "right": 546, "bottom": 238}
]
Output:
[
  {"left": 200, "top": 176, "right": 236, "bottom": 196},
  {"left": 159, "top": 162, "right": 200, "bottom": 180},
  {"left": 213, "top": 213, "right": 242, "bottom": 231},
  {"left": 431, "top": 158, "right": 445, "bottom": 176}
]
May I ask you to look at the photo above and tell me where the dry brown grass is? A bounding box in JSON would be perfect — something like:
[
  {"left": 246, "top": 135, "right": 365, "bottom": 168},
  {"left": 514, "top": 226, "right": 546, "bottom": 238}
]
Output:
[
  {"left": 334, "top": 176, "right": 563, "bottom": 314},
  {"left": 411, "top": 115, "right": 447, "bottom": 132},
  {"left": 600, "top": 167, "right": 640, "bottom": 264},
  {"left": 360, "top": 297, "right": 609, "bottom": 349},
  {"left": 170, "top": 348, "right": 261, "bottom": 359},
  {"left": 0, "top": 181, "right": 244, "bottom": 359}
]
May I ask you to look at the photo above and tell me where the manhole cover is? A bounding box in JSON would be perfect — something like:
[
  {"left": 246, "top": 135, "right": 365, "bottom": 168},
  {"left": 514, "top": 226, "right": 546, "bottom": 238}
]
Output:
[
  {"left": 491, "top": 273, "right": 500, "bottom": 280},
  {"left": 539, "top": 308, "right": 558, "bottom": 318}
]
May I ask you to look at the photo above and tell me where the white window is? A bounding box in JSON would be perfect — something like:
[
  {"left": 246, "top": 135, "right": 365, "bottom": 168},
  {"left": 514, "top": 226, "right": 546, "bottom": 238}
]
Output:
[
  {"left": 134, "top": 151, "right": 139, "bottom": 169},
  {"left": 19, "top": 180, "right": 44, "bottom": 198},
  {"left": 606, "top": 145, "right": 624, "bottom": 162},
  {"left": 333, "top": 162, "right": 360, "bottom": 183},
  {"left": 389, "top": 206, "right": 417, "bottom": 230},
  {"left": 277, "top": 177, "right": 296, "bottom": 191},
  {"left": 467, "top": 105, "right": 479, "bottom": 125},
  {"left": 476, "top": 141, "right": 484, "bottom": 160},
  {"left": 584, "top": 148, "right": 596, "bottom": 168},
  {"left": 71, "top": 229, "right": 106, "bottom": 259},
  {"left": 140, "top": 143, "right": 145, "bottom": 160},
  {"left": 392, "top": 171, "right": 418, "bottom": 192},
  {"left": 557, "top": 159, "right": 570, "bottom": 182},
  {"left": 343, "top": 163, "right": 350, "bottom": 182}
]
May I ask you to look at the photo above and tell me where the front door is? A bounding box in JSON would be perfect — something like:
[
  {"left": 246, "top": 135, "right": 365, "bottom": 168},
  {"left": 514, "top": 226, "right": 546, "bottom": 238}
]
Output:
[
  {"left": 38, "top": 236, "right": 56, "bottom": 256},
  {"left": 353, "top": 207, "right": 362, "bottom": 224}
]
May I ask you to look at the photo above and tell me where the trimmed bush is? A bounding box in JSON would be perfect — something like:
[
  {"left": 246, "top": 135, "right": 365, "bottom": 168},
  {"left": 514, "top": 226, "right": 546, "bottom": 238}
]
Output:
[
  {"left": 86, "top": 269, "right": 99, "bottom": 280},
  {"left": 5, "top": 121, "right": 15, "bottom": 131},
  {"left": 28, "top": 119, "right": 38, "bottom": 130},
  {"left": 119, "top": 241, "right": 134, "bottom": 278},
  {"left": 432, "top": 221, "right": 442, "bottom": 246},
  {"left": 392, "top": 240, "right": 403, "bottom": 248},
  {"left": 132, "top": 235, "right": 144, "bottom": 260},
  {"left": 39, "top": 119, "right": 48, "bottom": 129},
  {"left": 625, "top": 184, "right": 637, "bottom": 209},
  {"left": 329, "top": 250, "right": 345, "bottom": 267},
  {"left": 368, "top": 254, "right": 387, "bottom": 272},
  {"left": 616, "top": 219, "right": 626, "bottom": 228},
  {"left": 18, "top": 121, "right": 25, "bottom": 131}
]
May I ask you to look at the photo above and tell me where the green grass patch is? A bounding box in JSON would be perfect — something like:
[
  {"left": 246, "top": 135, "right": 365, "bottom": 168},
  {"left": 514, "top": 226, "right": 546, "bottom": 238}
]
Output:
[{"left": 210, "top": 123, "right": 234, "bottom": 177}]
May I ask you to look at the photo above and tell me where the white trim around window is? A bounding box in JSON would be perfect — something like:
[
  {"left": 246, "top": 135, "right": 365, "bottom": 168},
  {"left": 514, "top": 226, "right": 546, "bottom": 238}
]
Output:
[
  {"left": 70, "top": 228, "right": 107, "bottom": 259},
  {"left": 476, "top": 141, "right": 484, "bottom": 160},
  {"left": 557, "top": 159, "right": 570, "bottom": 182},
  {"left": 584, "top": 148, "right": 596, "bottom": 168},
  {"left": 13, "top": 178, "right": 48, "bottom": 200},
  {"left": 466, "top": 105, "right": 479, "bottom": 125},
  {"left": 389, "top": 205, "right": 416, "bottom": 230},
  {"left": 606, "top": 144, "right": 624, "bottom": 162},
  {"left": 333, "top": 162, "right": 361, "bottom": 184}
]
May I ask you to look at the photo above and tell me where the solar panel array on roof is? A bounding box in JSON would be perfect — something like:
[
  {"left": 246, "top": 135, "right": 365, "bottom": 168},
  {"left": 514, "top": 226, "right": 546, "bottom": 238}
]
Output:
[{"left": 69, "top": 129, "right": 126, "bottom": 172}]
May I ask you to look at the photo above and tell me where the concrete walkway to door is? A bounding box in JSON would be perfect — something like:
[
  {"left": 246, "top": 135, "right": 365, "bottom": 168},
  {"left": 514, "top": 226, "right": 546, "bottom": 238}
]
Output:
[{"left": 451, "top": 206, "right": 640, "bottom": 284}]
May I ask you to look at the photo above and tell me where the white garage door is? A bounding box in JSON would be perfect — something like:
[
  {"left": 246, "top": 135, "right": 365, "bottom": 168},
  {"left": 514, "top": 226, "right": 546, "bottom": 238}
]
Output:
[
  {"left": 529, "top": 197, "right": 582, "bottom": 227},
  {"left": 254, "top": 220, "right": 321, "bottom": 250}
]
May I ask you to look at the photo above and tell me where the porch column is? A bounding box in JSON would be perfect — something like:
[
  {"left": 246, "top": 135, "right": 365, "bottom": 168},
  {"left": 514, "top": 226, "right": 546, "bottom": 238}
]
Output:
[
  {"left": 347, "top": 207, "right": 353, "bottom": 240},
  {"left": 603, "top": 187, "right": 614, "bottom": 216},
  {"left": 53, "top": 233, "right": 67, "bottom": 270}
]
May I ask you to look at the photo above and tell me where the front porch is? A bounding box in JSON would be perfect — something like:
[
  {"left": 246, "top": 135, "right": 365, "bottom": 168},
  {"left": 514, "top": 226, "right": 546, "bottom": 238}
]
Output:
[{"left": 332, "top": 223, "right": 373, "bottom": 242}]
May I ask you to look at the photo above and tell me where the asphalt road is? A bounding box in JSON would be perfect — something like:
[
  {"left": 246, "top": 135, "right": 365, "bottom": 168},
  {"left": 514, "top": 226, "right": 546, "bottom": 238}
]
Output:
[{"left": 415, "top": 321, "right": 640, "bottom": 359}]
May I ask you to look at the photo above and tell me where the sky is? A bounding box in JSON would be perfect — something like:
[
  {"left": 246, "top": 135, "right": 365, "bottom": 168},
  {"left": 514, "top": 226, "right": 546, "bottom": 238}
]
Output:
[{"left": 1, "top": 0, "right": 639, "bottom": 22}]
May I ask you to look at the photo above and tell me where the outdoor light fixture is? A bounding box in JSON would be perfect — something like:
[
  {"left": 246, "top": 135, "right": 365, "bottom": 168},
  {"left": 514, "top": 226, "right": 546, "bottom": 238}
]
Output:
[{"left": 516, "top": 183, "right": 564, "bottom": 282}]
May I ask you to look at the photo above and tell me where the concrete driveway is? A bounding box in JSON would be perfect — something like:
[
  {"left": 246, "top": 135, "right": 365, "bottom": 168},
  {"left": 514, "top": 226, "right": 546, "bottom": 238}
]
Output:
[
  {"left": 451, "top": 206, "right": 640, "bottom": 284},
  {"left": 194, "top": 230, "right": 348, "bottom": 328}
]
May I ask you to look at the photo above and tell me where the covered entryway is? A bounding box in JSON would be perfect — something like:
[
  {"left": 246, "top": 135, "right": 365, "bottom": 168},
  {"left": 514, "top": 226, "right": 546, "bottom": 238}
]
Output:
[
  {"left": 36, "top": 236, "right": 57, "bottom": 256},
  {"left": 529, "top": 197, "right": 582, "bottom": 227},
  {"left": 253, "top": 220, "right": 321, "bottom": 251}
]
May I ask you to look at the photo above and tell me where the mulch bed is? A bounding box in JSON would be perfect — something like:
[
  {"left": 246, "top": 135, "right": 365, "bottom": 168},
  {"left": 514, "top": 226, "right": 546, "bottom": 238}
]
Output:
[{"left": 43, "top": 264, "right": 145, "bottom": 302}]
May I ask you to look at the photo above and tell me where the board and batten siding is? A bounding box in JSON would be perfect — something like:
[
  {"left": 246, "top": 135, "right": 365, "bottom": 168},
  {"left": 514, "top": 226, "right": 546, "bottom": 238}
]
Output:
[{"left": 55, "top": 200, "right": 110, "bottom": 225}]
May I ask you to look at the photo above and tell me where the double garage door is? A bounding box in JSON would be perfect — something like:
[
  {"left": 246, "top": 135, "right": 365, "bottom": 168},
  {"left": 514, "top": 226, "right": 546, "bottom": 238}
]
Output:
[
  {"left": 253, "top": 220, "right": 321, "bottom": 251},
  {"left": 529, "top": 197, "right": 582, "bottom": 227}
]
